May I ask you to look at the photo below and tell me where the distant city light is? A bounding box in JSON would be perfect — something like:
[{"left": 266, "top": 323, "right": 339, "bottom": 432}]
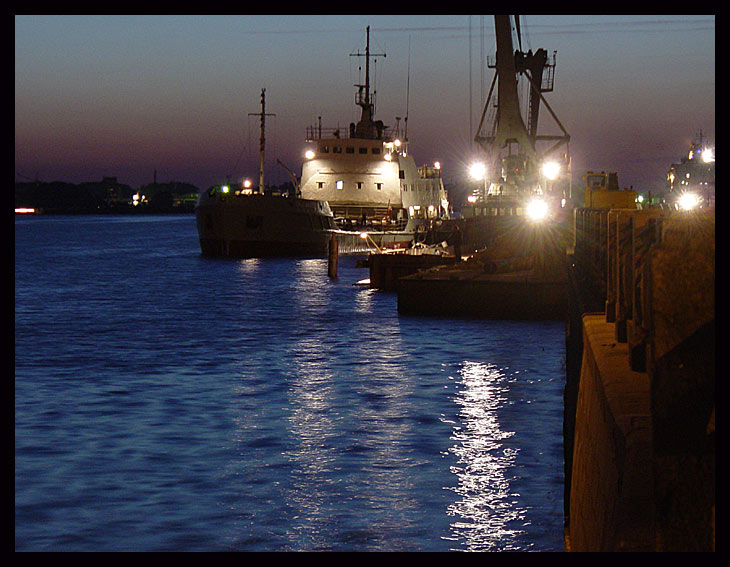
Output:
[{"left": 243, "top": 179, "right": 252, "bottom": 188}]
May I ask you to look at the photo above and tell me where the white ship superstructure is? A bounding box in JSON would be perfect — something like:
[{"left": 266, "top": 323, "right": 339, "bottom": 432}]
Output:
[{"left": 300, "top": 26, "right": 449, "bottom": 228}]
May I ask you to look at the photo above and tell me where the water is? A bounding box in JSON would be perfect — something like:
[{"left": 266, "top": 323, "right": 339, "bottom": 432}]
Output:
[{"left": 15, "top": 215, "right": 565, "bottom": 551}]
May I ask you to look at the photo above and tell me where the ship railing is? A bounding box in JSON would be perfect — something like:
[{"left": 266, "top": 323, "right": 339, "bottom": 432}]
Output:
[
  {"left": 305, "top": 124, "right": 396, "bottom": 142},
  {"left": 418, "top": 165, "right": 442, "bottom": 179}
]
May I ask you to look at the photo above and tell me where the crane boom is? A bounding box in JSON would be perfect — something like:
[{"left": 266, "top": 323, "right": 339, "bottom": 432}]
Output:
[{"left": 276, "top": 159, "right": 301, "bottom": 197}]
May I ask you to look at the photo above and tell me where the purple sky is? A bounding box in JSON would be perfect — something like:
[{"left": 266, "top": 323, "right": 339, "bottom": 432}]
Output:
[{"left": 15, "top": 15, "right": 714, "bottom": 194}]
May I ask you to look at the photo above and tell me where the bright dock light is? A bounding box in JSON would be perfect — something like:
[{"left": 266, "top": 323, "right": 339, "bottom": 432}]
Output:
[
  {"left": 678, "top": 192, "right": 700, "bottom": 211},
  {"left": 469, "top": 162, "right": 486, "bottom": 180},
  {"left": 305, "top": 149, "right": 315, "bottom": 160},
  {"left": 526, "top": 198, "right": 549, "bottom": 221},
  {"left": 541, "top": 161, "right": 561, "bottom": 180}
]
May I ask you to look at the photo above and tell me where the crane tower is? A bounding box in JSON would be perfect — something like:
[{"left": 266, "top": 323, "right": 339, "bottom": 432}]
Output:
[{"left": 474, "top": 15, "right": 570, "bottom": 202}]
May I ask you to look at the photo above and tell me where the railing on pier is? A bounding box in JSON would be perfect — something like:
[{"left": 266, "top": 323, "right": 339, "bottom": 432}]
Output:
[{"left": 572, "top": 206, "right": 714, "bottom": 371}]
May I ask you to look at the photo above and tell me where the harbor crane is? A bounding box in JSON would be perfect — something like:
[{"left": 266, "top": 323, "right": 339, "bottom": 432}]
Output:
[{"left": 474, "top": 15, "right": 571, "bottom": 205}]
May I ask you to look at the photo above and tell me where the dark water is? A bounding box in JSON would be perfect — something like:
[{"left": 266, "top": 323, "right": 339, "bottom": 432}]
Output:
[{"left": 15, "top": 215, "right": 565, "bottom": 552}]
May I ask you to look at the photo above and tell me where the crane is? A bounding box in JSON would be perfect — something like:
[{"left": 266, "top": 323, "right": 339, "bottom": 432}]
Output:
[
  {"left": 276, "top": 159, "right": 301, "bottom": 197},
  {"left": 474, "top": 15, "right": 570, "bottom": 201}
]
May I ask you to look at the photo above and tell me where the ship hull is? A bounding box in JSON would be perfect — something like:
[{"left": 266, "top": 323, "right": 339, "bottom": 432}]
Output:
[{"left": 195, "top": 191, "right": 336, "bottom": 258}]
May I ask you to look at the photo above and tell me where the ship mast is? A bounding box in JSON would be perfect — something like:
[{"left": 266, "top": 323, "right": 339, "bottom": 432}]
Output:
[
  {"left": 249, "top": 88, "right": 275, "bottom": 194},
  {"left": 350, "top": 26, "right": 386, "bottom": 139}
]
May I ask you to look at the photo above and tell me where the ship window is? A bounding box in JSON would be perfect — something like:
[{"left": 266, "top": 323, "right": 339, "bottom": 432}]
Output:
[
  {"left": 336, "top": 180, "right": 344, "bottom": 190},
  {"left": 317, "top": 182, "right": 324, "bottom": 189},
  {"left": 333, "top": 146, "right": 342, "bottom": 154},
  {"left": 346, "top": 147, "right": 355, "bottom": 154},
  {"left": 399, "top": 170, "right": 405, "bottom": 179},
  {"left": 356, "top": 182, "right": 363, "bottom": 189},
  {"left": 320, "top": 145, "right": 330, "bottom": 153},
  {"left": 359, "top": 147, "right": 368, "bottom": 154},
  {"left": 376, "top": 183, "right": 383, "bottom": 191},
  {"left": 371, "top": 147, "right": 380, "bottom": 155}
]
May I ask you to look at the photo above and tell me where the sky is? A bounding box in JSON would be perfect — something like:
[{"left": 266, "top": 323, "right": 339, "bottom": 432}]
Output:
[{"left": 15, "top": 14, "right": 715, "bottom": 196}]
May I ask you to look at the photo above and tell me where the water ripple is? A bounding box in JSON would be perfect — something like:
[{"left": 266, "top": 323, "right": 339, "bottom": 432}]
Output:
[{"left": 15, "top": 215, "right": 565, "bottom": 551}]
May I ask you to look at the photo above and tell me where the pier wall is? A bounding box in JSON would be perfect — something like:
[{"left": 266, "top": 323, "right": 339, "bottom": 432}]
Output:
[{"left": 566, "top": 208, "right": 714, "bottom": 552}]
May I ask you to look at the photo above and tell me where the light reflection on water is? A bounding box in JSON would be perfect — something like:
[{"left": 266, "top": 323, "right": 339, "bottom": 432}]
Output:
[
  {"left": 285, "top": 261, "right": 422, "bottom": 549},
  {"left": 445, "top": 361, "right": 525, "bottom": 551},
  {"left": 16, "top": 217, "right": 565, "bottom": 551},
  {"left": 285, "top": 258, "right": 341, "bottom": 550}
]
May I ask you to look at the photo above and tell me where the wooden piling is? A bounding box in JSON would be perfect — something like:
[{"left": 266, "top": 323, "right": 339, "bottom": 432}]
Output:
[{"left": 328, "top": 233, "right": 338, "bottom": 279}]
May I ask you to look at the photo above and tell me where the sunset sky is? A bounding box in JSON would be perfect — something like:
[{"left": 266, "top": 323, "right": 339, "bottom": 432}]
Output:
[{"left": 15, "top": 14, "right": 714, "bottom": 195}]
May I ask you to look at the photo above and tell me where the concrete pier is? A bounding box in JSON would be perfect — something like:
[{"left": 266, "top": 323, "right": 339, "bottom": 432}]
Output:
[
  {"left": 568, "top": 313, "right": 653, "bottom": 551},
  {"left": 565, "top": 208, "right": 714, "bottom": 551}
]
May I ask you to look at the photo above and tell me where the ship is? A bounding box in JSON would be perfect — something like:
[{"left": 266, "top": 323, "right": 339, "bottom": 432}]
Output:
[
  {"left": 299, "top": 26, "right": 450, "bottom": 243},
  {"left": 195, "top": 88, "right": 337, "bottom": 258},
  {"left": 196, "top": 27, "right": 451, "bottom": 259},
  {"left": 666, "top": 132, "right": 715, "bottom": 209}
]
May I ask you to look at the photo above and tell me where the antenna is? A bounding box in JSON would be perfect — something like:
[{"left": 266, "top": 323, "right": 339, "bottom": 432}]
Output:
[
  {"left": 350, "top": 26, "right": 386, "bottom": 118},
  {"left": 469, "top": 16, "right": 473, "bottom": 143},
  {"left": 405, "top": 35, "right": 411, "bottom": 142}
]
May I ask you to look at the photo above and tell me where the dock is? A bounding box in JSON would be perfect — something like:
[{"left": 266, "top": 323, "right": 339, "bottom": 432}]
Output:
[
  {"left": 564, "top": 207, "right": 714, "bottom": 551},
  {"left": 367, "top": 249, "right": 459, "bottom": 292},
  {"left": 397, "top": 267, "right": 567, "bottom": 319},
  {"left": 392, "top": 213, "right": 572, "bottom": 320}
]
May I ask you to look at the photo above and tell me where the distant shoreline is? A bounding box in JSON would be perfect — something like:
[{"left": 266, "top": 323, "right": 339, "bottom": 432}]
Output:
[{"left": 15, "top": 178, "right": 297, "bottom": 215}]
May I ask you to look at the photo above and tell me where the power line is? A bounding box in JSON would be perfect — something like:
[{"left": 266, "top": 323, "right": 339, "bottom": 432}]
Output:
[{"left": 238, "top": 19, "right": 713, "bottom": 37}]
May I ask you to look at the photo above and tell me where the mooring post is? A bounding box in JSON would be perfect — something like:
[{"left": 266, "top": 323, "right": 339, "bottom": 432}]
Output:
[{"left": 328, "top": 233, "right": 338, "bottom": 279}]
